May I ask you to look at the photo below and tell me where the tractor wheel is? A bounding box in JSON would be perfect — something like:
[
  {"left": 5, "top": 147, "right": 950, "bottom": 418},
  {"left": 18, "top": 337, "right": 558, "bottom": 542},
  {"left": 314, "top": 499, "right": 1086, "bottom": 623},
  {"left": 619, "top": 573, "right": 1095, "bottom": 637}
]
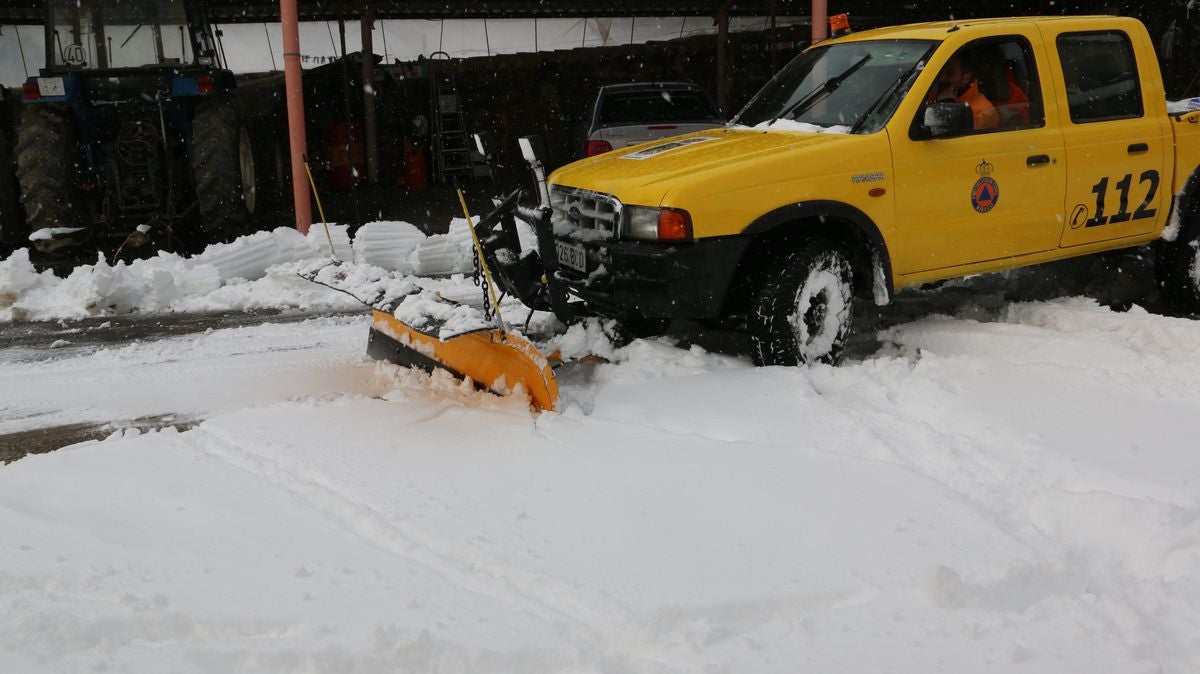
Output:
[
  {"left": 748, "top": 237, "right": 856, "bottom": 366},
  {"left": 14, "top": 105, "right": 84, "bottom": 240},
  {"left": 1156, "top": 216, "right": 1200, "bottom": 314},
  {"left": 191, "top": 99, "right": 256, "bottom": 241}
]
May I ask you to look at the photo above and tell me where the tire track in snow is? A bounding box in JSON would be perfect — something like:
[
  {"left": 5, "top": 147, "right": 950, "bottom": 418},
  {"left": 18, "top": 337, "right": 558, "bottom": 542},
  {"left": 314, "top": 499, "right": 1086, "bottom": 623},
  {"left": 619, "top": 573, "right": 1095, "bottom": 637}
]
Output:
[
  {"left": 184, "top": 420, "right": 724, "bottom": 673},
  {"left": 572, "top": 321, "right": 1200, "bottom": 669},
  {"left": 804, "top": 357, "right": 1200, "bottom": 669}
]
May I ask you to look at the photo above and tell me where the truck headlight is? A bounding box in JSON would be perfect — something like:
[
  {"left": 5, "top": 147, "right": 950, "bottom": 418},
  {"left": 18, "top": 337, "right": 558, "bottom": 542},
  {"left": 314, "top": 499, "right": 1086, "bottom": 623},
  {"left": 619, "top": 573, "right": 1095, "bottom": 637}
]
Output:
[{"left": 623, "top": 206, "right": 693, "bottom": 241}]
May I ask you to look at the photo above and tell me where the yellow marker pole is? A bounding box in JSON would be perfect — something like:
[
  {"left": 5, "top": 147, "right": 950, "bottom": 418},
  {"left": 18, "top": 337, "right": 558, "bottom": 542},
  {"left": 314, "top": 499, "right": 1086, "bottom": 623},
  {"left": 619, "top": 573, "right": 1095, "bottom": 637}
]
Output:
[
  {"left": 303, "top": 159, "right": 337, "bottom": 258},
  {"left": 457, "top": 188, "right": 508, "bottom": 333}
]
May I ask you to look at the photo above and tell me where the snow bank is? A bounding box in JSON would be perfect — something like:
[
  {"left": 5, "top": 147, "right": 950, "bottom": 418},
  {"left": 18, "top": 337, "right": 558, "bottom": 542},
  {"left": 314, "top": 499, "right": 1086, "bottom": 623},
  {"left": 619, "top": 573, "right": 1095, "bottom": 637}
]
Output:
[
  {"left": 412, "top": 217, "right": 478, "bottom": 277},
  {"left": 351, "top": 220, "right": 426, "bottom": 274},
  {"left": 0, "top": 218, "right": 488, "bottom": 321}
]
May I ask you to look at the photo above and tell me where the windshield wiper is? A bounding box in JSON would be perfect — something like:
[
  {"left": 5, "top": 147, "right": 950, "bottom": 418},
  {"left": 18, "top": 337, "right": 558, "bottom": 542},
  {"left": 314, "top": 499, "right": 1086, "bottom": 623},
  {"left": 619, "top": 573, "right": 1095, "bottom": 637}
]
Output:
[
  {"left": 848, "top": 57, "right": 926, "bottom": 135},
  {"left": 778, "top": 53, "right": 872, "bottom": 122}
]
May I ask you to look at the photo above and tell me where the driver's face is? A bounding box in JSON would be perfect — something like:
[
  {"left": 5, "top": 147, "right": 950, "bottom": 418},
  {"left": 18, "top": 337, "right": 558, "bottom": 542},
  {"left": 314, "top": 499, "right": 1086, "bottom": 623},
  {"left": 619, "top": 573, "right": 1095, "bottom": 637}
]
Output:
[{"left": 939, "top": 59, "right": 970, "bottom": 89}]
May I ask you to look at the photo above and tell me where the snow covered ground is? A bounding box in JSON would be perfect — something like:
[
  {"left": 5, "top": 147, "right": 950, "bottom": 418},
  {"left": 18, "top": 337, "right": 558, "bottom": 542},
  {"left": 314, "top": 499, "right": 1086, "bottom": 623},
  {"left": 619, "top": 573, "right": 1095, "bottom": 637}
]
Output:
[{"left": 1, "top": 228, "right": 1199, "bottom": 673}]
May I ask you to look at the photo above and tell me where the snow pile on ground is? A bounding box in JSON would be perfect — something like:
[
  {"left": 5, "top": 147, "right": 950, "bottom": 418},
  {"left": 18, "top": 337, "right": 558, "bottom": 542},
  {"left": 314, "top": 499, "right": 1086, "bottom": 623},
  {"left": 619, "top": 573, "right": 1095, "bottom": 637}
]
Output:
[
  {"left": 2, "top": 296, "right": 1200, "bottom": 672},
  {"left": 412, "top": 218, "right": 480, "bottom": 277},
  {"left": 352, "top": 218, "right": 485, "bottom": 277},
  {"left": 351, "top": 220, "right": 427, "bottom": 274},
  {"left": 0, "top": 220, "right": 493, "bottom": 321},
  {"left": 0, "top": 227, "right": 350, "bottom": 320}
]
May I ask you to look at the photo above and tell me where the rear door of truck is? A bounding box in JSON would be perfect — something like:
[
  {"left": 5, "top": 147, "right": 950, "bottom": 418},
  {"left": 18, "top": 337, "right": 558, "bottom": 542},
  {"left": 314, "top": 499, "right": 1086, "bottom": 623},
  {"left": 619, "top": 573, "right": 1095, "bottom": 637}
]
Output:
[{"left": 1042, "top": 19, "right": 1172, "bottom": 246}]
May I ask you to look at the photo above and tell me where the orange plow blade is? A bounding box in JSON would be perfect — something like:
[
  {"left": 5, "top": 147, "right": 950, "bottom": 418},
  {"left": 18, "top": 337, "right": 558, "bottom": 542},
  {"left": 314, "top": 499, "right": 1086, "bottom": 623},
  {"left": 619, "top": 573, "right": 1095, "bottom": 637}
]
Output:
[{"left": 367, "top": 309, "right": 559, "bottom": 412}]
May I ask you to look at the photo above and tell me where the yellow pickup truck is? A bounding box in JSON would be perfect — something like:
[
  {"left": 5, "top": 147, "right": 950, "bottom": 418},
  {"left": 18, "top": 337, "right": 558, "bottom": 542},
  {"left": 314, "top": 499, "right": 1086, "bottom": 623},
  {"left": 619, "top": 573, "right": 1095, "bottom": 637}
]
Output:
[{"left": 538, "top": 15, "right": 1200, "bottom": 365}]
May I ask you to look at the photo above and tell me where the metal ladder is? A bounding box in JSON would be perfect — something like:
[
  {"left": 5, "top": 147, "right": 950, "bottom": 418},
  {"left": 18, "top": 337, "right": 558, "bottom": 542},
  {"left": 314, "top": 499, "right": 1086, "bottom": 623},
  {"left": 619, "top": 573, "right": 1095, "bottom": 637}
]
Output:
[{"left": 428, "top": 51, "right": 473, "bottom": 184}]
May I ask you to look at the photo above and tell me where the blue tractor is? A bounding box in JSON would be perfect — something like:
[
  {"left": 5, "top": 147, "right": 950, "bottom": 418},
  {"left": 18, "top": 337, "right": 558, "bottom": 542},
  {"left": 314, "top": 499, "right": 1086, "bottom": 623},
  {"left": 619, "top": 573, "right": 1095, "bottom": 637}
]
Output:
[{"left": 16, "top": 0, "right": 260, "bottom": 255}]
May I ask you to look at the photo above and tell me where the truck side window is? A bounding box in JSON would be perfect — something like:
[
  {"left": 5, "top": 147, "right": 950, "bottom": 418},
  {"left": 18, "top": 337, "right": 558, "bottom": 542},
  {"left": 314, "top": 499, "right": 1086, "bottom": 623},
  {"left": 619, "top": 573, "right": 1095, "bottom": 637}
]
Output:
[
  {"left": 1056, "top": 31, "right": 1143, "bottom": 123},
  {"left": 919, "top": 36, "right": 1044, "bottom": 138}
]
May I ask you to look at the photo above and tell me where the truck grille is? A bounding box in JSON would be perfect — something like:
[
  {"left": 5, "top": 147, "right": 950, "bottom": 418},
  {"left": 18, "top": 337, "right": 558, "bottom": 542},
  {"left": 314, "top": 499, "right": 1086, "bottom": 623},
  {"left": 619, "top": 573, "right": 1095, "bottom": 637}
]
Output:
[{"left": 549, "top": 185, "right": 621, "bottom": 239}]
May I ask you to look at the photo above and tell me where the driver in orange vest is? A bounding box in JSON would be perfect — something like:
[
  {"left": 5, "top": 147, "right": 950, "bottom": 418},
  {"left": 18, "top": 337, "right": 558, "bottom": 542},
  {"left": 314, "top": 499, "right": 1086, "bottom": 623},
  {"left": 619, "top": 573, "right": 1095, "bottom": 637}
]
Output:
[{"left": 934, "top": 54, "right": 1000, "bottom": 131}]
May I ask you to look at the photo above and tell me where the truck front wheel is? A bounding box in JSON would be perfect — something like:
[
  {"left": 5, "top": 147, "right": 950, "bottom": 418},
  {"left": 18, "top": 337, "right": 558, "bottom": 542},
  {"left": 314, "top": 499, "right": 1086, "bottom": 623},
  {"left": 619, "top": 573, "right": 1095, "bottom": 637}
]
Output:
[
  {"left": 749, "top": 237, "right": 856, "bottom": 366},
  {"left": 1156, "top": 220, "right": 1200, "bottom": 313}
]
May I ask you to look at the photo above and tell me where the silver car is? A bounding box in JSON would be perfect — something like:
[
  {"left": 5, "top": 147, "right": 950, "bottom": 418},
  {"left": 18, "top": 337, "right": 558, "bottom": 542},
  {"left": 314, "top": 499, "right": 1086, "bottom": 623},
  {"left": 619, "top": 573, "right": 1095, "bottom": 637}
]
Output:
[{"left": 583, "top": 82, "right": 724, "bottom": 157}]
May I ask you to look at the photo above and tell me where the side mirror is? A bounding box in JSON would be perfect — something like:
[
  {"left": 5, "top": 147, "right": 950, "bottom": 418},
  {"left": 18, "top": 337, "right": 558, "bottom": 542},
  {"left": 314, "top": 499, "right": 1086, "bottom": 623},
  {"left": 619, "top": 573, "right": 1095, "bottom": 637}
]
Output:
[{"left": 922, "top": 101, "right": 974, "bottom": 138}]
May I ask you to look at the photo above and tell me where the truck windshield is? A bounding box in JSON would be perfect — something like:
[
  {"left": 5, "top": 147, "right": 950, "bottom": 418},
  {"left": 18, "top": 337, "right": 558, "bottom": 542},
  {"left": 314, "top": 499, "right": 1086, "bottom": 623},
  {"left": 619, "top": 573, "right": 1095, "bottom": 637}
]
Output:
[
  {"left": 734, "top": 39, "right": 937, "bottom": 133},
  {"left": 45, "top": 0, "right": 220, "bottom": 70}
]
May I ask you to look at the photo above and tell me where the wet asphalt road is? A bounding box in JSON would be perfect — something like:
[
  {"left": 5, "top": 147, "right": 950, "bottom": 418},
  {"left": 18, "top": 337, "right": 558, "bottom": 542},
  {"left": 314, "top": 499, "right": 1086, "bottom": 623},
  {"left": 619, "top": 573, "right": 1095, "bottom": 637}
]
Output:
[{"left": 0, "top": 309, "right": 358, "bottom": 463}]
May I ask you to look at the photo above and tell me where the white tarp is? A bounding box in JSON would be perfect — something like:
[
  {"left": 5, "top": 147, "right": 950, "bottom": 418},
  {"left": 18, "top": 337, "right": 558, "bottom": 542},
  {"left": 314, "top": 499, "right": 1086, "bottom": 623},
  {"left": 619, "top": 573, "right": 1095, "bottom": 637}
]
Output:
[{"left": 0, "top": 16, "right": 804, "bottom": 86}]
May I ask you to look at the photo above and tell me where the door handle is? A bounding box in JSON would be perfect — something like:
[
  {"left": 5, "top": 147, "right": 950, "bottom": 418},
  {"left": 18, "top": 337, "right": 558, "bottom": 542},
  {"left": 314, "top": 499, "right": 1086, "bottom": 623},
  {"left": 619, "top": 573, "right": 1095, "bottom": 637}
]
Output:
[
  {"left": 1026, "top": 154, "right": 1050, "bottom": 167},
  {"left": 1128, "top": 143, "right": 1149, "bottom": 154}
]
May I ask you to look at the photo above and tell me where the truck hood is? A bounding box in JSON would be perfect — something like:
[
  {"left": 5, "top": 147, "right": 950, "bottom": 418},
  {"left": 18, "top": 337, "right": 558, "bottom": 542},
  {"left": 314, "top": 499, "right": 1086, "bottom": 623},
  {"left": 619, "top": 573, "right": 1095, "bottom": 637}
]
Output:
[{"left": 549, "top": 126, "right": 854, "bottom": 204}]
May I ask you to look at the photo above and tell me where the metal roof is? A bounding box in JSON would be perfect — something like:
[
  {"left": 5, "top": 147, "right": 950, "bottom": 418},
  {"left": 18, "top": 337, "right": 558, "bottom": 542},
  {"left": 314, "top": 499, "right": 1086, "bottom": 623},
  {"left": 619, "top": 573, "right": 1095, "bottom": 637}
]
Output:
[{"left": 0, "top": 1, "right": 1123, "bottom": 25}]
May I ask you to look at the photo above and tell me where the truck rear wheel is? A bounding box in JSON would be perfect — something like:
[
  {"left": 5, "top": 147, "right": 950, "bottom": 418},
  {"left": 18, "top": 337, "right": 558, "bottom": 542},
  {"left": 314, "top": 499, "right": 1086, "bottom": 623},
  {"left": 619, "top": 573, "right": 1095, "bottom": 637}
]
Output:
[
  {"left": 192, "top": 99, "right": 255, "bottom": 241},
  {"left": 1156, "top": 219, "right": 1200, "bottom": 313},
  {"left": 14, "top": 105, "right": 83, "bottom": 238},
  {"left": 749, "top": 237, "right": 856, "bottom": 366}
]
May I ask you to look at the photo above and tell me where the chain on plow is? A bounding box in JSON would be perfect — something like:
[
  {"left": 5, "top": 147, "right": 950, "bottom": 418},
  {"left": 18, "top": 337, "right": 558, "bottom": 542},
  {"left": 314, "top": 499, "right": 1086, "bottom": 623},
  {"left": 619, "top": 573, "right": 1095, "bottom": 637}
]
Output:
[{"left": 472, "top": 244, "right": 493, "bottom": 322}]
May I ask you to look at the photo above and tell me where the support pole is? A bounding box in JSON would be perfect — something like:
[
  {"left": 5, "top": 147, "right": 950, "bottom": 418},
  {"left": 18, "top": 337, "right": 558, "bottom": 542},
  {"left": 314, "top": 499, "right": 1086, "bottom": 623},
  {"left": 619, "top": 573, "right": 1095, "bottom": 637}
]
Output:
[
  {"left": 280, "top": 0, "right": 311, "bottom": 233},
  {"left": 361, "top": 1, "right": 378, "bottom": 184},
  {"left": 715, "top": 2, "right": 730, "bottom": 114},
  {"left": 338, "top": 17, "right": 361, "bottom": 226},
  {"left": 769, "top": 0, "right": 777, "bottom": 71},
  {"left": 811, "top": 0, "right": 828, "bottom": 44}
]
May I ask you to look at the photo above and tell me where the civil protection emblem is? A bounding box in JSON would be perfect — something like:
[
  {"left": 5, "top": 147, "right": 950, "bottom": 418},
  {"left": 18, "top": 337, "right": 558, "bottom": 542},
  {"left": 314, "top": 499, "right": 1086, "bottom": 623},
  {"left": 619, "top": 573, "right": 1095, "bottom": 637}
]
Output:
[{"left": 971, "top": 159, "right": 999, "bottom": 213}]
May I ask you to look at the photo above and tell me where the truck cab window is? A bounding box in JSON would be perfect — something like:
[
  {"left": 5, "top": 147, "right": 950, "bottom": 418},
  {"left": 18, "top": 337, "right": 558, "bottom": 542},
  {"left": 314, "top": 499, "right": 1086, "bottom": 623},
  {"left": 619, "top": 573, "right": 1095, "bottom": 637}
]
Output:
[
  {"left": 1056, "top": 31, "right": 1143, "bottom": 123},
  {"left": 920, "top": 37, "right": 1043, "bottom": 138}
]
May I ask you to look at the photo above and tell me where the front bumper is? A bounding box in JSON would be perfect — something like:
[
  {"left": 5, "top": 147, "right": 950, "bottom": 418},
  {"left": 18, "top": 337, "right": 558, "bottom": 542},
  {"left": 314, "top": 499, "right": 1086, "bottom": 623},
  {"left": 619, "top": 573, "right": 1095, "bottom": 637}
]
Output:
[{"left": 555, "top": 235, "right": 750, "bottom": 319}]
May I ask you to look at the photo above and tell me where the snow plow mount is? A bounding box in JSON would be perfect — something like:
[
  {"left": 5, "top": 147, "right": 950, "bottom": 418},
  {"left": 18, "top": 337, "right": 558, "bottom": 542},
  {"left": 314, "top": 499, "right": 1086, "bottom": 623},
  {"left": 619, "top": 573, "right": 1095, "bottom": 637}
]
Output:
[{"left": 472, "top": 189, "right": 582, "bottom": 327}]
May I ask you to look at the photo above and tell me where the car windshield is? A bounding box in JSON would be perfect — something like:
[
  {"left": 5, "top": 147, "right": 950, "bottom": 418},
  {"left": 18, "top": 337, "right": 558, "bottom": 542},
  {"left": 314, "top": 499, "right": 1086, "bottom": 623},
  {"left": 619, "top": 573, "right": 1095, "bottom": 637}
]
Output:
[
  {"left": 733, "top": 39, "right": 937, "bottom": 133},
  {"left": 45, "top": 0, "right": 220, "bottom": 70},
  {"left": 598, "top": 90, "right": 721, "bottom": 127}
]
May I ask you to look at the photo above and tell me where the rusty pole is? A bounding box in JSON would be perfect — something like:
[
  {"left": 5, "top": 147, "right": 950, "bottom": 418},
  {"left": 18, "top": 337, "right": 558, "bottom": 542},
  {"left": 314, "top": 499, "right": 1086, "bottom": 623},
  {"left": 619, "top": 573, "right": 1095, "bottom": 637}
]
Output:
[
  {"left": 811, "top": 0, "right": 828, "bottom": 44},
  {"left": 280, "top": 0, "right": 311, "bottom": 233},
  {"left": 715, "top": 2, "right": 730, "bottom": 114}
]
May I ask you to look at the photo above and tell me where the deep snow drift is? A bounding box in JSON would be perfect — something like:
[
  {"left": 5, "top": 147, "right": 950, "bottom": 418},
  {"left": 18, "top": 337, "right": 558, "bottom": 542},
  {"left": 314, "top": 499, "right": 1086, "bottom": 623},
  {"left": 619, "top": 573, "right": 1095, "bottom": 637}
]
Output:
[{"left": 1, "top": 226, "right": 1199, "bottom": 673}]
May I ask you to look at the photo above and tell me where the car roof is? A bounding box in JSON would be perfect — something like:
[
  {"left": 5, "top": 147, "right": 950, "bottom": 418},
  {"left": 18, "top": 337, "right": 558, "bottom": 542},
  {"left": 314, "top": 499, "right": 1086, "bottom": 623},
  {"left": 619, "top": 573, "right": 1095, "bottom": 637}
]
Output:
[
  {"left": 597, "top": 82, "right": 707, "bottom": 95},
  {"left": 824, "top": 15, "right": 1128, "bottom": 44}
]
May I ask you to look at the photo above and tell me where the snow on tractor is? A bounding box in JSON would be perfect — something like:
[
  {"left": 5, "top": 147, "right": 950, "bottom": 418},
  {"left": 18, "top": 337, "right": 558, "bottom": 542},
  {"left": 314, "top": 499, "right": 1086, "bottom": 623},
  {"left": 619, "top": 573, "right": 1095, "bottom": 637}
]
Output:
[{"left": 15, "top": 0, "right": 258, "bottom": 256}]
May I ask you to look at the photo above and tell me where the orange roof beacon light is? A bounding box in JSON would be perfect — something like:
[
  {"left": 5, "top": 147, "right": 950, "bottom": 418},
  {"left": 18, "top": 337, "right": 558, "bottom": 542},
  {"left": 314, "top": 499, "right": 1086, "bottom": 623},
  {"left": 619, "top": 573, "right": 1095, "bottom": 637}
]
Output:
[{"left": 830, "top": 13, "right": 852, "bottom": 38}]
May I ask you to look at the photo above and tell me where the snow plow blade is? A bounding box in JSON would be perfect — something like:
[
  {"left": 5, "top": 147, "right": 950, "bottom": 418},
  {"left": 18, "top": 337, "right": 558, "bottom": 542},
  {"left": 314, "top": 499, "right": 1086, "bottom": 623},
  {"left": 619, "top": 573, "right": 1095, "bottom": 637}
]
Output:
[{"left": 367, "top": 308, "right": 559, "bottom": 412}]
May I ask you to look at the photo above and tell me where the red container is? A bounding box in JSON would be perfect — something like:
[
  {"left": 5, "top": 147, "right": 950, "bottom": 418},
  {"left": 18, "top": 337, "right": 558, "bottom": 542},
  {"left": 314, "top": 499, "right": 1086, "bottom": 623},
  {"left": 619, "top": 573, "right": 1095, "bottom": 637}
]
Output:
[
  {"left": 324, "top": 121, "right": 365, "bottom": 190},
  {"left": 403, "top": 139, "right": 428, "bottom": 191}
]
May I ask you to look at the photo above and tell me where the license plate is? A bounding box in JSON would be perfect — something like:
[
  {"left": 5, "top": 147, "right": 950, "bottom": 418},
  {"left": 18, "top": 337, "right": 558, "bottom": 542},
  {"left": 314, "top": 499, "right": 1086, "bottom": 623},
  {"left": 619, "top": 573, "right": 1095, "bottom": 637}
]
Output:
[
  {"left": 555, "top": 240, "right": 587, "bottom": 273},
  {"left": 38, "top": 77, "right": 65, "bottom": 97}
]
